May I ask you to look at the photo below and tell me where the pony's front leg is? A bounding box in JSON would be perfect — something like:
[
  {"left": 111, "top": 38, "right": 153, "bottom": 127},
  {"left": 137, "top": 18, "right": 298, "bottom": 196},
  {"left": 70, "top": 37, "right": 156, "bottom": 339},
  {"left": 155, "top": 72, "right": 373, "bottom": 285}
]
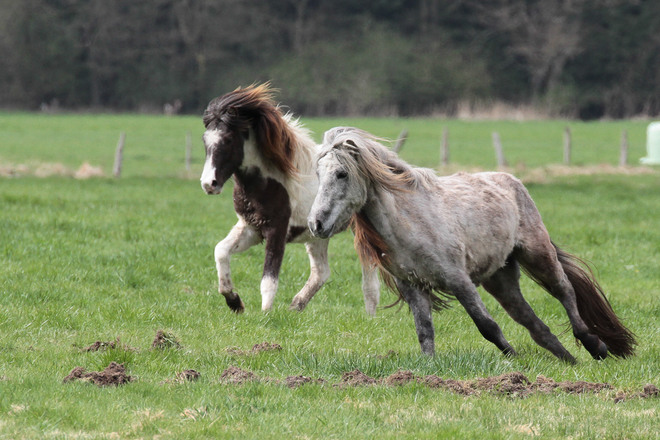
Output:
[
  {"left": 362, "top": 265, "right": 380, "bottom": 316},
  {"left": 261, "top": 227, "right": 288, "bottom": 311},
  {"left": 289, "top": 239, "right": 331, "bottom": 311},
  {"left": 396, "top": 279, "right": 435, "bottom": 355},
  {"left": 215, "top": 220, "right": 261, "bottom": 313}
]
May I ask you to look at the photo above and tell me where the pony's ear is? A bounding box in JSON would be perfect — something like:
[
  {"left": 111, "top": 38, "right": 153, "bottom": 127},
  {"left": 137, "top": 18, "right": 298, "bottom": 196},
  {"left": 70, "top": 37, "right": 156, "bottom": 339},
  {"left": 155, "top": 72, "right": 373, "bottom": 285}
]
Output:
[
  {"left": 226, "top": 106, "right": 238, "bottom": 117},
  {"left": 219, "top": 106, "right": 239, "bottom": 125},
  {"left": 341, "top": 139, "right": 360, "bottom": 157}
]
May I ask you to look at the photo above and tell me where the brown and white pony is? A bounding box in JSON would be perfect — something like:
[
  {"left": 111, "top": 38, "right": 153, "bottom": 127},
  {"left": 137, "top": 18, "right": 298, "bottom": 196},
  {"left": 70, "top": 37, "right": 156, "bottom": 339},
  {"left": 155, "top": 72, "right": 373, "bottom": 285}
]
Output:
[
  {"left": 200, "top": 85, "right": 380, "bottom": 313},
  {"left": 309, "top": 127, "right": 636, "bottom": 362}
]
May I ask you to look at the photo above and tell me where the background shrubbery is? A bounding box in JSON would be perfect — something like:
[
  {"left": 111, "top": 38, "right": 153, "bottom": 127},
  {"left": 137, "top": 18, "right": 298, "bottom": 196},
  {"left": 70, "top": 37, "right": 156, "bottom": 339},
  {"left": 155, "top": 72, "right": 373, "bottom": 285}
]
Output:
[{"left": 1, "top": 0, "right": 659, "bottom": 118}]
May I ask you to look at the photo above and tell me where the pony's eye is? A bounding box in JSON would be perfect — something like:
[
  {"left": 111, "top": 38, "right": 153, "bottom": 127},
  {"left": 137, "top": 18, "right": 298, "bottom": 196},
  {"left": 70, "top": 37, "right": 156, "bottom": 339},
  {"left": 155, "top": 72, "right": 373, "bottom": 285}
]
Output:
[{"left": 336, "top": 170, "right": 348, "bottom": 179}]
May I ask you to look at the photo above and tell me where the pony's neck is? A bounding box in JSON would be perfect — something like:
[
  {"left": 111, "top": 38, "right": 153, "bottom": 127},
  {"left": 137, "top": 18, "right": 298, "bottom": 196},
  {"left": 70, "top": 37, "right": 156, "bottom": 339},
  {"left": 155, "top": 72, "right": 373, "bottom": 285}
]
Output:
[{"left": 360, "top": 189, "right": 400, "bottom": 253}]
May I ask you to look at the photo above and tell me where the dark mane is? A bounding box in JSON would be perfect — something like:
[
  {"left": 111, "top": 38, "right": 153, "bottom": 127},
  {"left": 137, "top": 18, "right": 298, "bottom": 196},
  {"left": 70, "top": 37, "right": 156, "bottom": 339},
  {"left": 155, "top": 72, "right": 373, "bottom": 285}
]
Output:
[{"left": 203, "top": 83, "right": 298, "bottom": 178}]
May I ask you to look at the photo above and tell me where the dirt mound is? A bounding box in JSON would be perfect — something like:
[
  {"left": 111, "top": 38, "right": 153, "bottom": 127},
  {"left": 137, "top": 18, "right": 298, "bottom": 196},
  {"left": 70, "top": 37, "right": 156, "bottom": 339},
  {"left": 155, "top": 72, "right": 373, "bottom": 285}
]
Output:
[
  {"left": 220, "top": 366, "right": 260, "bottom": 384},
  {"left": 160, "top": 369, "right": 201, "bottom": 385},
  {"left": 63, "top": 362, "right": 132, "bottom": 387},
  {"left": 383, "top": 370, "right": 417, "bottom": 386},
  {"left": 335, "top": 369, "right": 379, "bottom": 387},
  {"left": 422, "top": 375, "right": 445, "bottom": 388},
  {"left": 152, "top": 330, "right": 181, "bottom": 349},
  {"left": 418, "top": 372, "right": 613, "bottom": 397},
  {"left": 530, "top": 375, "right": 611, "bottom": 394},
  {"left": 252, "top": 342, "right": 282, "bottom": 353},
  {"left": 475, "top": 371, "right": 532, "bottom": 396},
  {"left": 226, "top": 342, "right": 282, "bottom": 356},
  {"left": 615, "top": 384, "right": 660, "bottom": 403},
  {"left": 285, "top": 375, "right": 326, "bottom": 388},
  {"left": 79, "top": 338, "right": 138, "bottom": 352},
  {"left": 83, "top": 340, "right": 119, "bottom": 352}
]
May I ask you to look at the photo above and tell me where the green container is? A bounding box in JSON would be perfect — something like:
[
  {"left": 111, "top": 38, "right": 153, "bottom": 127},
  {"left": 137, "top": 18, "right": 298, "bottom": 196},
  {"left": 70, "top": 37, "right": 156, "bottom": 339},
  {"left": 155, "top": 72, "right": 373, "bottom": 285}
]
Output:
[{"left": 640, "top": 122, "right": 660, "bottom": 165}]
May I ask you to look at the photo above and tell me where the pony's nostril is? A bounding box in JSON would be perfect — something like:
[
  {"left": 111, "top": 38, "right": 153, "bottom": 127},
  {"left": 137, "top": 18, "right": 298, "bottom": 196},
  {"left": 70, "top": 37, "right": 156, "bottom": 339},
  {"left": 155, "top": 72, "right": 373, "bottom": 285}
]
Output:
[
  {"left": 315, "top": 219, "right": 323, "bottom": 234},
  {"left": 211, "top": 180, "right": 218, "bottom": 188}
]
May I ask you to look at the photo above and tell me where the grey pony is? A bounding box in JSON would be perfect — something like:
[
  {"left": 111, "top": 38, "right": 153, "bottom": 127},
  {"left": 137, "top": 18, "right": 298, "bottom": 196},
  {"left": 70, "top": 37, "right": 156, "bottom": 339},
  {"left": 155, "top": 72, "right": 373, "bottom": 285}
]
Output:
[{"left": 308, "top": 127, "right": 635, "bottom": 362}]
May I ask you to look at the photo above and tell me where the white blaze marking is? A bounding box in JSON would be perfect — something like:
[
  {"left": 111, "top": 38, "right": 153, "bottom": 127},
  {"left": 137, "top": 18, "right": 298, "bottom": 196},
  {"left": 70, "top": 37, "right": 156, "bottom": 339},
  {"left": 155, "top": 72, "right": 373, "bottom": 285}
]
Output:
[{"left": 200, "top": 129, "right": 222, "bottom": 192}]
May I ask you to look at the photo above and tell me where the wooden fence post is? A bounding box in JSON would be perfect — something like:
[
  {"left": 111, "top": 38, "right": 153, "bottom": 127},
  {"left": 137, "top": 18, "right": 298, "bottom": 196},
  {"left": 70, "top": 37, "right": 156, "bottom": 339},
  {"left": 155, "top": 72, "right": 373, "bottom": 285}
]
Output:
[
  {"left": 393, "top": 128, "right": 408, "bottom": 153},
  {"left": 113, "top": 132, "right": 126, "bottom": 178},
  {"left": 440, "top": 127, "right": 449, "bottom": 166},
  {"left": 492, "top": 132, "right": 507, "bottom": 168},
  {"left": 563, "top": 126, "right": 572, "bottom": 165},
  {"left": 185, "top": 130, "right": 192, "bottom": 172},
  {"left": 619, "top": 129, "right": 628, "bottom": 166}
]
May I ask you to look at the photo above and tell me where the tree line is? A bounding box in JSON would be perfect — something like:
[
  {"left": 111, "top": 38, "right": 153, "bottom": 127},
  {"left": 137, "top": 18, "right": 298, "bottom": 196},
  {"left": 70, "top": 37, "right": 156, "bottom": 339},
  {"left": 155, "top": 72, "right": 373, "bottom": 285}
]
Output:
[{"left": 1, "top": 0, "right": 658, "bottom": 119}]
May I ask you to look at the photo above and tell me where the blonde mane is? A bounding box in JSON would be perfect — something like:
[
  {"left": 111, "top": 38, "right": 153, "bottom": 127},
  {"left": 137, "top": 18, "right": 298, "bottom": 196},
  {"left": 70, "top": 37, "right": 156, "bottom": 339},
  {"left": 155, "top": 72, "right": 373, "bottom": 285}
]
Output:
[{"left": 320, "top": 127, "right": 436, "bottom": 193}]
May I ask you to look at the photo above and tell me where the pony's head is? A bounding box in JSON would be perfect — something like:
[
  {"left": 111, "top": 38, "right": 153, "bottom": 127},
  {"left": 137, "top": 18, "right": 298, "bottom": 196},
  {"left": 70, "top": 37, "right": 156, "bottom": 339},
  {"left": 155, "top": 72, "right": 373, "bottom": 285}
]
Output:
[
  {"left": 200, "top": 83, "right": 297, "bottom": 194},
  {"left": 309, "top": 126, "right": 429, "bottom": 238},
  {"left": 307, "top": 128, "right": 379, "bottom": 238}
]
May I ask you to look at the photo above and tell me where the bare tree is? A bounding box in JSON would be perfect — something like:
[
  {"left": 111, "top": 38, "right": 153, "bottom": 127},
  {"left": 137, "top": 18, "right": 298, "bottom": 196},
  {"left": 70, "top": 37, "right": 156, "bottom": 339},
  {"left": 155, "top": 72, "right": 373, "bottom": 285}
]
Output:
[{"left": 475, "top": 0, "right": 583, "bottom": 103}]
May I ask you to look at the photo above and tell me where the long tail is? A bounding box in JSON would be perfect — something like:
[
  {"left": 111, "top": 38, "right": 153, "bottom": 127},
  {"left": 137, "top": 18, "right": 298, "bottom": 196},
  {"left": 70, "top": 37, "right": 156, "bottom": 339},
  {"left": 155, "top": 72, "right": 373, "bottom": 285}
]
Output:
[{"left": 554, "top": 243, "right": 637, "bottom": 358}]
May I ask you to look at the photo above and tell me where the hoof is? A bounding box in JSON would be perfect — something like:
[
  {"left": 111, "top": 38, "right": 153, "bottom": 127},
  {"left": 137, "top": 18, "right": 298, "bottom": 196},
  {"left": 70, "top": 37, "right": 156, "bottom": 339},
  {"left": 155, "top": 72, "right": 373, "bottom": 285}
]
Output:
[
  {"left": 592, "top": 341, "right": 608, "bottom": 360},
  {"left": 503, "top": 346, "right": 518, "bottom": 357},
  {"left": 581, "top": 334, "right": 608, "bottom": 360},
  {"left": 224, "top": 294, "right": 245, "bottom": 313},
  {"left": 288, "top": 299, "right": 307, "bottom": 312}
]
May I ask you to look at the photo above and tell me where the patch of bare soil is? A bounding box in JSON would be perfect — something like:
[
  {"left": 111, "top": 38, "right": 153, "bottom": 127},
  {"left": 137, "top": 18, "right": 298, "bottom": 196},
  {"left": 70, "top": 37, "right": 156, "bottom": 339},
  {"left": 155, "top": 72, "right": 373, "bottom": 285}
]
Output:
[
  {"left": 63, "top": 362, "right": 132, "bottom": 387},
  {"left": 80, "top": 337, "right": 137, "bottom": 352},
  {"left": 0, "top": 161, "right": 105, "bottom": 179},
  {"left": 73, "top": 162, "right": 104, "bottom": 179},
  {"left": 436, "top": 163, "right": 658, "bottom": 185},
  {"left": 284, "top": 375, "right": 326, "bottom": 388},
  {"left": 383, "top": 370, "right": 417, "bottom": 386},
  {"left": 334, "top": 369, "right": 379, "bottom": 387},
  {"left": 614, "top": 384, "right": 660, "bottom": 403},
  {"left": 191, "top": 365, "right": 658, "bottom": 401},
  {"left": 152, "top": 330, "right": 181, "bottom": 350},
  {"left": 226, "top": 342, "right": 282, "bottom": 355},
  {"left": 83, "top": 339, "right": 119, "bottom": 352},
  {"left": 420, "top": 372, "right": 612, "bottom": 398},
  {"left": 252, "top": 342, "right": 282, "bottom": 353},
  {"left": 162, "top": 369, "right": 201, "bottom": 385},
  {"left": 220, "top": 366, "right": 260, "bottom": 384}
]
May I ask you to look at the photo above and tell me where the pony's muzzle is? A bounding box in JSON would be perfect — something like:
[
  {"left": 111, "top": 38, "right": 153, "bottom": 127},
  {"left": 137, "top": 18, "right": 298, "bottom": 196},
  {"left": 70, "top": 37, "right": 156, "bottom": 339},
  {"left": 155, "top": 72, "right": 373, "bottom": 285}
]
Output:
[
  {"left": 308, "top": 217, "right": 331, "bottom": 239},
  {"left": 201, "top": 179, "right": 222, "bottom": 195}
]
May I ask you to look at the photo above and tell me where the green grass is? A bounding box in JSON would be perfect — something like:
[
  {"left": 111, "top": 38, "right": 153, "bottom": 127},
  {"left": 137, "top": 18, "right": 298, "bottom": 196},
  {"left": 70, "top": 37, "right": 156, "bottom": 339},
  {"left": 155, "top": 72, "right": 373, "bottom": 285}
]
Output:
[
  {"left": 0, "top": 111, "right": 653, "bottom": 176},
  {"left": 1, "top": 113, "right": 660, "bottom": 438}
]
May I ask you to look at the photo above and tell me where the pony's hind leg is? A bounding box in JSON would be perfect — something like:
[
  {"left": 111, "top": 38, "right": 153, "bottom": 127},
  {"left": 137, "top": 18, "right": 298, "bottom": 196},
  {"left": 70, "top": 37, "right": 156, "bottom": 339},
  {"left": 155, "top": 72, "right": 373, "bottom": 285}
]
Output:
[
  {"left": 516, "top": 245, "right": 609, "bottom": 360},
  {"left": 214, "top": 220, "right": 261, "bottom": 313},
  {"left": 482, "top": 257, "right": 576, "bottom": 363},
  {"left": 396, "top": 279, "right": 435, "bottom": 355},
  {"left": 449, "top": 275, "right": 517, "bottom": 357},
  {"left": 289, "top": 239, "right": 331, "bottom": 311}
]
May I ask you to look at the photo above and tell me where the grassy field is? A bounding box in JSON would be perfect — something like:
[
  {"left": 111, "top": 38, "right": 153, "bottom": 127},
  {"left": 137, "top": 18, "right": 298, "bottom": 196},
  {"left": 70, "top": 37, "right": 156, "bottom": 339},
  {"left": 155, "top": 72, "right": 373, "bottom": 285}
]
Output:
[
  {"left": 1, "top": 113, "right": 660, "bottom": 439},
  {"left": 0, "top": 111, "right": 653, "bottom": 176}
]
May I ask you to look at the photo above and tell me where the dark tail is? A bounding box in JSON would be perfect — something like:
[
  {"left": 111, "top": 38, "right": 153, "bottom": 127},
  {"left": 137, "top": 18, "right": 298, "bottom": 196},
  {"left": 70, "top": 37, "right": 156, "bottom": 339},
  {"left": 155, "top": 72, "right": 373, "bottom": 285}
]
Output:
[{"left": 554, "top": 243, "right": 636, "bottom": 358}]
